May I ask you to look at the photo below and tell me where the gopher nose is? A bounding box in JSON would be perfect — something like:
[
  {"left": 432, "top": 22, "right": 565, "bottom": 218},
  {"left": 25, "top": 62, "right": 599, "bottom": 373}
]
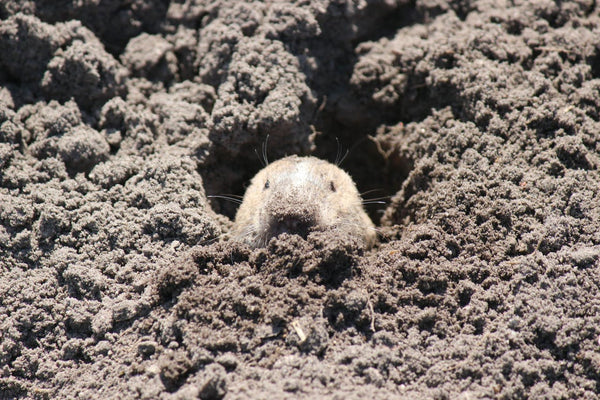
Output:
[
  {"left": 268, "top": 198, "right": 318, "bottom": 239},
  {"left": 272, "top": 215, "right": 314, "bottom": 237}
]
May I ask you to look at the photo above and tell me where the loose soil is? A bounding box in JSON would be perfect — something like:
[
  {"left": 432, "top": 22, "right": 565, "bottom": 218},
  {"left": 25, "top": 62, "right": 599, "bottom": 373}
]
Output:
[{"left": 1, "top": 1, "right": 600, "bottom": 399}]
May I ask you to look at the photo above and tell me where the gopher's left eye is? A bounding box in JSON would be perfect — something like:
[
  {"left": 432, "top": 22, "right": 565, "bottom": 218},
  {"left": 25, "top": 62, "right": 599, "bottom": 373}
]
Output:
[{"left": 330, "top": 181, "right": 336, "bottom": 192}]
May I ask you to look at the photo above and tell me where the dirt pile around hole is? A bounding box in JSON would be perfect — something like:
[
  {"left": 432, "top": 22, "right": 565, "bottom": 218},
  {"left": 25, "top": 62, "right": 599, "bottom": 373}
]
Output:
[{"left": 1, "top": 1, "right": 600, "bottom": 399}]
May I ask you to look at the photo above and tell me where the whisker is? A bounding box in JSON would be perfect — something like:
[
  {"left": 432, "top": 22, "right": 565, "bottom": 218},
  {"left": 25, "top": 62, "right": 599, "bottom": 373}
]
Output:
[
  {"left": 254, "top": 148, "right": 267, "bottom": 167},
  {"left": 235, "top": 224, "right": 260, "bottom": 248},
  {"left": 360, "top": 188, "right": 385, "bottom": 197},
  {"left": 207, "top": 195, "right": 243, "bottom": 204},
  {"left": 197, "top": 236, "right": 219, "bottom": 246},
  {"left": 253, "top": 135, "right": 270, "bottom": 167},
  {"left": 362, "top": 195, "right": 391, "bottom": 202},
  {"left": 196, "top": 231, "right": 229, "bottom": 246},
  {"left": 362, "top": 201, "right": 387, "bottom": 205},
  {"left": 335, "top": 137, "right": 350, "bottom": 166},
  {"left": 262, "top": 134, "right": 270, "bottom": 166}
]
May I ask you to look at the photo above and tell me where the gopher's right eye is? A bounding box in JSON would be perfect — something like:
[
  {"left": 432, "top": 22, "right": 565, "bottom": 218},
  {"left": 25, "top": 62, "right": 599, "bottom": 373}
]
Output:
[{"left": 264, "top": 180, "right": 270, "bottom": 190}]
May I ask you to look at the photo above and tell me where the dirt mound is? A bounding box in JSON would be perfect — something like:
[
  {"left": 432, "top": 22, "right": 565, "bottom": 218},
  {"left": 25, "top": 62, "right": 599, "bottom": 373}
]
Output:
[{"left": 1, "top": 1, "right": 600, "bottom": 399}]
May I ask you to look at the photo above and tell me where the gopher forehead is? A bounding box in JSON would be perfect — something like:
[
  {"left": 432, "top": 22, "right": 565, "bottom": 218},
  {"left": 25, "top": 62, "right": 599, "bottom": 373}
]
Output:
[
  {"left": 287, "top": 158, "right": 312, "bottom": 181},
  {"left": 268, "top": 157, "right": 344, "bottom": 183}
]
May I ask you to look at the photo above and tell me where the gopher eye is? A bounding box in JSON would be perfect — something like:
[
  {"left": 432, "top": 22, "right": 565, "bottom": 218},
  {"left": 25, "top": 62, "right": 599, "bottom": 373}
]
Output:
[
  {"left": 329, "top": 181, "right": 336, "bottom": 192},
  {"left": 264, "top": 180, "right": 270, "bottom": 190}
]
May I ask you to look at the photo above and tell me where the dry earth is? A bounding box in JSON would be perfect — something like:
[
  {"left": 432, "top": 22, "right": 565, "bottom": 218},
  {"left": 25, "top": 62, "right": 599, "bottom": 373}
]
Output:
[{"left": 1, "top": 0, "right": 600, "bottom": 399}]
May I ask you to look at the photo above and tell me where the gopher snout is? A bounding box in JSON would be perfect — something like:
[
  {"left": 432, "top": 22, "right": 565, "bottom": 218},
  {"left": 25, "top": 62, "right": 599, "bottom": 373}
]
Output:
[
  {"left": 267, "top": 201, "right": 318, "bottom": 239},
  {"left": 270, "top": 214, "right": 316, "bottom": 238}
]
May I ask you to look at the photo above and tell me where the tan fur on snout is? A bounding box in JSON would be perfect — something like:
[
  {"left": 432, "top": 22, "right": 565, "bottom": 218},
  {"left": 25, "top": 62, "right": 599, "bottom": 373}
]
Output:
[{"left": 231, "top": 155, "right": 377, "bottom": 249}]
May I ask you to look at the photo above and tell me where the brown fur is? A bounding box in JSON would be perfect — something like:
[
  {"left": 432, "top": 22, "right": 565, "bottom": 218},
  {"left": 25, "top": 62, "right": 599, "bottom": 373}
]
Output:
[{"left": 231, "top": 155, "right": 376, "bottom": 248}]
